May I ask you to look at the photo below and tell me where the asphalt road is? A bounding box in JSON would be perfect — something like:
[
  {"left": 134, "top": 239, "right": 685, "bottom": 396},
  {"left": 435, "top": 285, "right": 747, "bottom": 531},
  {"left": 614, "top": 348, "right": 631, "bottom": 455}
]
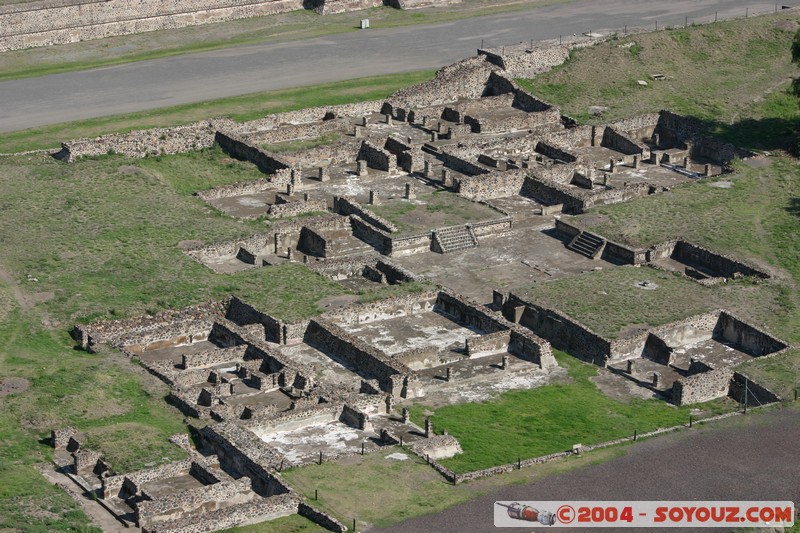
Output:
[
  {"left": 0, "top": 0, "right": 788, "bottom": 133},
  {"left": 377, "top": 408, "right": 800, "bottom": 533}
]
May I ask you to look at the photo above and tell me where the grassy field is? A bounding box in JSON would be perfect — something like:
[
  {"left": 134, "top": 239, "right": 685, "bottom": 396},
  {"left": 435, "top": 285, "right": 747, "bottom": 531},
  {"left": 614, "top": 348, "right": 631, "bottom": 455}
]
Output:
[
  {"left": 519, "top": 12, "right": 799, "bottom": 152},
  {"left": 282, "top": 441, "right": 627, "bottom": 530},
  {"left": 410, "top": 351, "right": 733, "bottom": 473},
  {"left": 0, "top": 0, "right": 575, "bottom": 82},
  {"left": 0, "top": 70, "right": 435, "bottom": 154}
]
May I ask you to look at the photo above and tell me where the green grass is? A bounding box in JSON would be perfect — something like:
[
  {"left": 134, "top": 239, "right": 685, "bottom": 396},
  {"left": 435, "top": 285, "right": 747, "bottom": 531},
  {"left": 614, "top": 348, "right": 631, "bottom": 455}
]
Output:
[
  {"left": 0, "top": 288, "right": 184, "bottom": 531},
  {"left": 575, "top": 160, "right": 800, "bottom": 344},
  {"left": 0, "top": 147, "right": 354, "bottom": 324},
  {"left": 520, "top": 266, "right": 779, "bottom": 340},
  {"left": 368, "top": 191, "right": 501, "bottom": 235},
  {"left": 282, "top": 442, "right": 628, "bottom": 529},
  {"left": 0, "top": 70, "right": 436, "bottom": 154},
  {"left": 262, "top": 132, "right": 342, "bottom": 154},
  {"left": 0, "top": 0, "right": 576, "bottom": 83},
  {"left": 519, "top": 11, "right": 800, "bottom": 147},
  {"left": 222, "top": 513, "right": 322, "bottom": 533},
  {"left": 411, "top": 351, "right": 732, "bottom": 473}
]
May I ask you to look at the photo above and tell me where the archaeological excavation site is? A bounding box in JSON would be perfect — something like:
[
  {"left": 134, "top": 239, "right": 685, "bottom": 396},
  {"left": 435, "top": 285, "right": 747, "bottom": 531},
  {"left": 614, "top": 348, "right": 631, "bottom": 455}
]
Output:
[{"left": 29, "top": 20, "right": 795, "bottom": 531}]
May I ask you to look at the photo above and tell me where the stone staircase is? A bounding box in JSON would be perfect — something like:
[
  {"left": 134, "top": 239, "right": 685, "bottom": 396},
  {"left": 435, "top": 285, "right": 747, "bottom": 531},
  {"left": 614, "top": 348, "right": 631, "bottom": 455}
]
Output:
[
  {"left": 432, "top": 225, "right": 478, "bottom": 254},
  {"left": 567, "top": 231, "right": 606, "bottom": 259}
]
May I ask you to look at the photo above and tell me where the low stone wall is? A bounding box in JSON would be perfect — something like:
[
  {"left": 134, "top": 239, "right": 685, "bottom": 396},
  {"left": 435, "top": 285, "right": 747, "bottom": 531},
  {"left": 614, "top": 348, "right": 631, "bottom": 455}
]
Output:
[
  {"left": 357, "top": 140, "right": 397, "bottom": 173},
  {"left": 141, "top": 493, "right": 299, "bottom": 533},
  {"left": 729, "top": 372, "right": 782, "bottom": 405},
  {"left": 74, "top": 300, "right": 225, "bottom": 351},
  {"left": 136, "top": 478, "right": 253, "bottom": 526},
  {"left": 470, "top": 217, "right": 513, "bottom": 238},
  {"left": 334, "top": 197, "right": 397, "bottom": 233},
  {"left": 267, "top": 198, "right": 328, "bottom": 219},
  {"left": 54, "top": 120, "right": 224, "bottom": 161},
  {"left": 216, "top": 132, "right": 290, "bottom": 174},
  {"left": 466, "top": 330, "right": 510, "bottom": 357},
  {"left": 201, "top": 423, "right": 290, "bottom": 495},
  {"left": 104, "top": 459, "right": 194, "bottom": 499},
  {"left": 298, "top": 502, "right": 347, "bottom": 533},
  {"left": 457, "top": 169, "right": 526, "bottom": 200},
  {"left": 197, "top": 178, "right": 275, "bottom": 201},
  {"left": 388, "top": 232, "right": 432, "bottom": 257},
  {"left": 350, "top": 215, "right": 392, "bottom": 255},
  {"left": 182, "top": 345, "right": 248, "bottom": 369},
  {"left": 386, "top": 56, "right": 497, "bottom": 112},
  {"left": 601, "top": 127, "right": 649, "bottom": 157},
  {"left": 435, "top": 290, "right": 509, "bottom": 335}
]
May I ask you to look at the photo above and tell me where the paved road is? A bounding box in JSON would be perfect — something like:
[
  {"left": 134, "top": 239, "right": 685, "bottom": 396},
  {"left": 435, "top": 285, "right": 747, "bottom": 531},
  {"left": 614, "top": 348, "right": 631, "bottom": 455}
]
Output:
[
  {"left": 377, "top": 408, "right": 800, "bottom": 533},
  {"left": 0, "top": 0, "right": 787, "bottom": 132}
]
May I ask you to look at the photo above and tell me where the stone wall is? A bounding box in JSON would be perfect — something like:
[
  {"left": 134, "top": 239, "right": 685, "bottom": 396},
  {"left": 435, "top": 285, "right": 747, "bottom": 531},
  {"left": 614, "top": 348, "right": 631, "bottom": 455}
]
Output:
[
  {"left": 200, "top": 423, "right": 291, "bottom": 496},
  {"left": 671, "top": 241, "right": 770, "bottom": 279},
  {"left": 601, "top": 127, "right": 649, "bottom": 157},
  {"left": 713, "top": 312, "right": 788, "bottom": 357},
  {"left": 74, "top": 300, "right": 225, "bottom": 351},
  {"left": 456, "top": 169, "right": 526, "bottom": 200},
  {"left": 729, "top": 372, "right": 782, "bottom": 405},
  {"left": 304, "top": 318, "right": 411, "bottom": 392},
  {"left": 465, "top": 330, "right": 510, "bottom": 357},
  {"left": 387, "top": 232, "right": 432, "bottom": 257},
  {"left": 470, "top": 218, "right": 513, "bottom": 238},
  {"left": 505, "top": 295, "right": 611, "bottom": 366},
  {"left": 182, "top": 345, "right": 248, "bottom": 369},
  {"left": 54, "top": 120, "right": 225, "bottom": 162},
  {"left": 479, "top": 44, "right": 571, "bottom": 78},
  {"left": 136, "top": 478, "right": 253, "bottom": 526},
  {"left": 196, "top": 178, "right": 275, "bottom": 201},
  {"left": 334, "top": 197, "right": 397, "bottom": 233},
  {"left": 434, "top": 290, "right": 508, "bottom": 334},
  {"left": 671, "top": 368, "right": 734, "bottom": 405},
  {"left": 141, "top": 494, "right": 299, "bottom": 533},
  {"left": 216, "top": 132, "right": 290, "bottom": 174},
  {"left": 357, "top": 140, "right": 397, "bottom": 173},
  {"left": 298, "top": 502, "right": 347, "bottom": 533},
  {"left": 385, "top": 57, "right": 497, "bottom": 112},
  {"left": 350, "top": 215, "right": 392, "bottom": 255}
]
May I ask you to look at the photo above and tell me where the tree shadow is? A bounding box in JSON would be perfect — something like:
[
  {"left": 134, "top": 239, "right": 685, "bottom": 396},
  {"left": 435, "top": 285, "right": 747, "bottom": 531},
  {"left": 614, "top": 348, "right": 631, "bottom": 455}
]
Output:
[
  {"left": 712, "top": 117, "right": 800, "bottom": 154},
  {"left": 786, "top": 197, "right": 800, "bottom": 220}
]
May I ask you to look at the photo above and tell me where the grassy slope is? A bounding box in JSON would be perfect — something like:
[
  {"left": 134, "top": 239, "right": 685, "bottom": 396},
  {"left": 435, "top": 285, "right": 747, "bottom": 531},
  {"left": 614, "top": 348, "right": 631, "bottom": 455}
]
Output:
[{"left": 0, "top": 70, "right": 436, "bottom": 153}]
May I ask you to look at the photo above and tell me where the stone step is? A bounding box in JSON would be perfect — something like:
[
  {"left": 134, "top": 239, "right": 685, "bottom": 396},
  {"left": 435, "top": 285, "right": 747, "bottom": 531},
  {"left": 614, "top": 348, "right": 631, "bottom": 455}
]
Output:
[
  {"left": 567, "top": 231, "right": 606, "bottom": 259},
  {"left": 432, "top": 225, "right": 478, "bottom": 254}
]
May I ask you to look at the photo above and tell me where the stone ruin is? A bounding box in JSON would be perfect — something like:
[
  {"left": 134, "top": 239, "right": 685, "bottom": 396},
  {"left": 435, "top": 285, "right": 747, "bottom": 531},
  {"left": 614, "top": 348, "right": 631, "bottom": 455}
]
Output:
[
  {"left": 66, "top": 288, "right": 555, "bottom": 530},
  {"left": 50, "top": 34, "right": 786, "bottom": 532}
]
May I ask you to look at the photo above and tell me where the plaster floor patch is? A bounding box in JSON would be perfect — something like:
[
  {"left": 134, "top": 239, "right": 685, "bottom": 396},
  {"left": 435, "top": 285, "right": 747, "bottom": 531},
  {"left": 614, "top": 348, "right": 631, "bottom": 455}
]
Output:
[{"left": 385, "top": 452, "right": 409, "bottom": 461}]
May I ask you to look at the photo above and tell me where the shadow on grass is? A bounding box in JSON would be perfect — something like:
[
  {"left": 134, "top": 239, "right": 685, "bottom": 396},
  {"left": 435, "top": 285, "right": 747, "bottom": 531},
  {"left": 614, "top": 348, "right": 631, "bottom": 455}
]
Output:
[
  {"left": 787, "top": 197, "right": 800, "bottom": 220},
  {"left": 712, "top": 116, "right": 800, "bottom": 154}
]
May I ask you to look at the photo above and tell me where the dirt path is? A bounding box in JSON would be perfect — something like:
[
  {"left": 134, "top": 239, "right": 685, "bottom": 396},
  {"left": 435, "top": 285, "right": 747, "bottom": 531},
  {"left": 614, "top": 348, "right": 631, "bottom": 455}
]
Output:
[{"left": 37, "top": 464, "right": 133, "bottom": 533}]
